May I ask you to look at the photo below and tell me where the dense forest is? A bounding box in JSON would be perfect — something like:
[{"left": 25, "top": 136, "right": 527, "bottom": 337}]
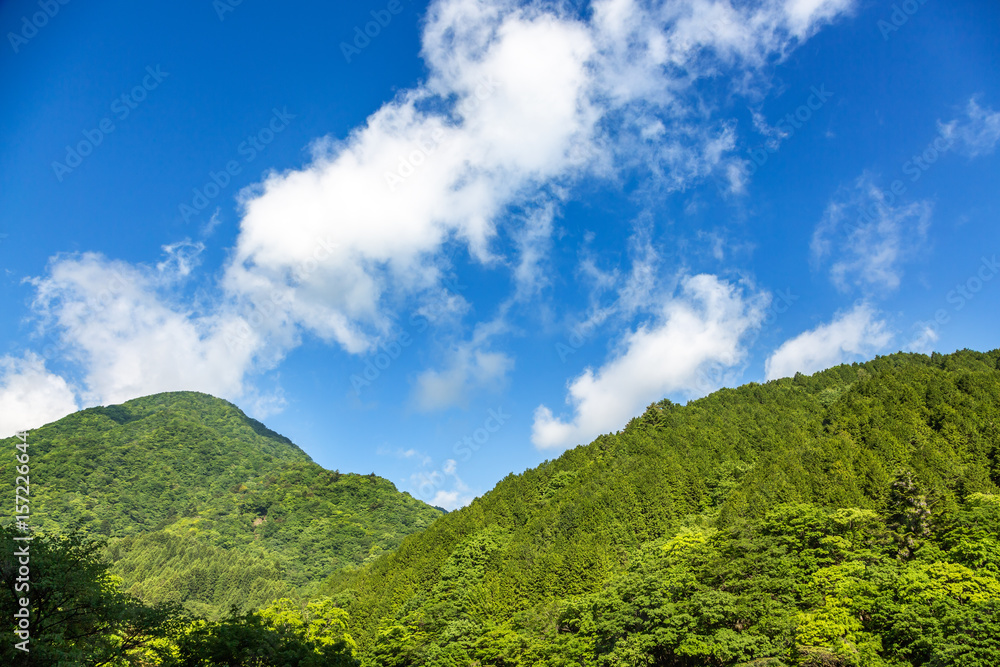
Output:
[
  {"left": 0, "top": 392, "right": 442, "bottom": 620},
  {"left": 320, "top": 348, "right": 1000, "bottom": 665},
  {"left": 2, "top": 349, "right": 999, "bottom": 665}
]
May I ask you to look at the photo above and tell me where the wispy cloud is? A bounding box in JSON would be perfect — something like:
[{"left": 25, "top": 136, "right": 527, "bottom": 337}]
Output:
[
  {"left": 572, "top": 222, "right": 668, "bottom": 338},
  {"left": 812, "top": 173, "right": 932, "bottom": 294},
  {"left": 377, "top": 446, "right": 434, "bottom": 467},
  {"left": 156, "top": 240, "right": 205, "bottom": 279},
  {"left": 413, "top": 343, "right": 514, "bottom": 412},
  {"left": 905, "top": 323, "right": 939, "bottom": 356},
  {"left": 939, "top": 97, "right": 1000, "bottom": 158},
  {"left": 410, "top": 458, "right": 474, "bottom": 510}
]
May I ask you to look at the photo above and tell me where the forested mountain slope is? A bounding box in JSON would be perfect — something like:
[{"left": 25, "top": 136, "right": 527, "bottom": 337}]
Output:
[
  {"left": 0, "top": 391, "right": 442, "bottom": 618},
  {"left": 323, "top": 349, "right": 1000, "bottom": 666}
]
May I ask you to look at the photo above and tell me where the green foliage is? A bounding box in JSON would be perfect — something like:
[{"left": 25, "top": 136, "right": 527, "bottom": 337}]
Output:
[
  {"left": 322, "top": 348, "right": 1000, "bottom": 665},
  {"left": 886, "top": 470, "right": 933, "bottom": 559},
  {"left": 166, "top": 597, "right": 360, "bottom": 666},
  {"left": 0, "top": 525, "right": 364, "bottom": 666},
  {"left": 0, "top": 391, "right": 442, "bottom": 619},
  {"left": 0, "top": 526, "right": 180, "bottom": 665},
  {"left": 350, "top": 498, "right": 1000, "bottom": 666},
  {"left": 106, "top": 529, "right": 293, "bottom": 619},
  {"left": 1, "top": 391, "right": 311, "bottom": 537}
]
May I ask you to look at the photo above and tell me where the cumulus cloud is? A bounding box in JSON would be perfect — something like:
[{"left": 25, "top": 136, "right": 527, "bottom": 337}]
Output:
[
  {"left": 0, "top": 353, "right": 79, "bottom": 436},
  {"left": 939, "top": 97, "right": 1000, "bottom": 158},
  {"left": 224, "top": 4, "right": 599, "bottom": 357},
  {"left": 812, "top": 174, "right": 932, "bottom": 293},
  {"left": 764, "top": 302, "right": 892, "bottom": 380},
  {"left": 28, "top": 252, "right": 282, "bottom": 412},
  {"left": 532, "top": 274, "right": 767, "bottom": 450}
]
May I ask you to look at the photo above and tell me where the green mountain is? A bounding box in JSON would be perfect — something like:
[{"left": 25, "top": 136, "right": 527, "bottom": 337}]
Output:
[
  {"left": 321, "top": 349, "right": 1000, "bottom": 666},
  {"left": 0, "top": 391, "right": 442, "bottom": 619},
  {"left": 3, "top": 351, "right": 999, "bottom": 665}
]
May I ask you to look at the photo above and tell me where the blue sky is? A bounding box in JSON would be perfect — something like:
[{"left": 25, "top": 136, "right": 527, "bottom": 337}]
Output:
[{"left": 1, "top": 0, "right": 998, "bottom": 509}]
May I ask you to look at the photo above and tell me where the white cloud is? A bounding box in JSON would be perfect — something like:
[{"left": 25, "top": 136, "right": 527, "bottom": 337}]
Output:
[
  {"left": 377, "top": 446, "right": 434, "bottom": 467},
  {"left": 28, "top": 252, "right": 282, "bottom": 413},
  {"left": 782, "top": 0, "right": 856, "bottom": 38},
  {"left": 224, "top": 5, "right": 599, "bottom": 357},
  {"left": 591, "top": 0, "right": 854, "bottom": 101},
  {"left": 201, "top": 209, "right": 224, "bottom": 238},
  {"left": 751, "top": 109, "right": 789, "bottom": 151},
  {"left": 569, "top": 223, "right": 671, "bottom": 345},
  {"left": 939, "top": 98, "right": 1000, "bottom": 158},
  {"left": 427, "top": 489, "right": 474, "bottom": 511},
  {"left": 532, "top": 274, "right": 767, "bottom": 450},
  {"left": 812, "top": 174, "right": 932, "bottom": 293},
  {"left": 764, "top": 302, "right": 892, "bottom": 380},
  {"left": 0, "top": 352, "right": 79, "bottom": 437}
]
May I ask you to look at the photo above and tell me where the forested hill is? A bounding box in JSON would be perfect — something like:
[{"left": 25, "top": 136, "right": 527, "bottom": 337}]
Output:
[
  {"left": 3, "top": 353, "right": 999, "bottom": 665},
  {"left": 2, "top": 391, "right": 309, "bottom": 536},
  {"left": 324, "top": 349, "right": 1000, "bottom": 665},
  {"left": 0, "top": 391, "right": 443, "bottom": 619}
]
